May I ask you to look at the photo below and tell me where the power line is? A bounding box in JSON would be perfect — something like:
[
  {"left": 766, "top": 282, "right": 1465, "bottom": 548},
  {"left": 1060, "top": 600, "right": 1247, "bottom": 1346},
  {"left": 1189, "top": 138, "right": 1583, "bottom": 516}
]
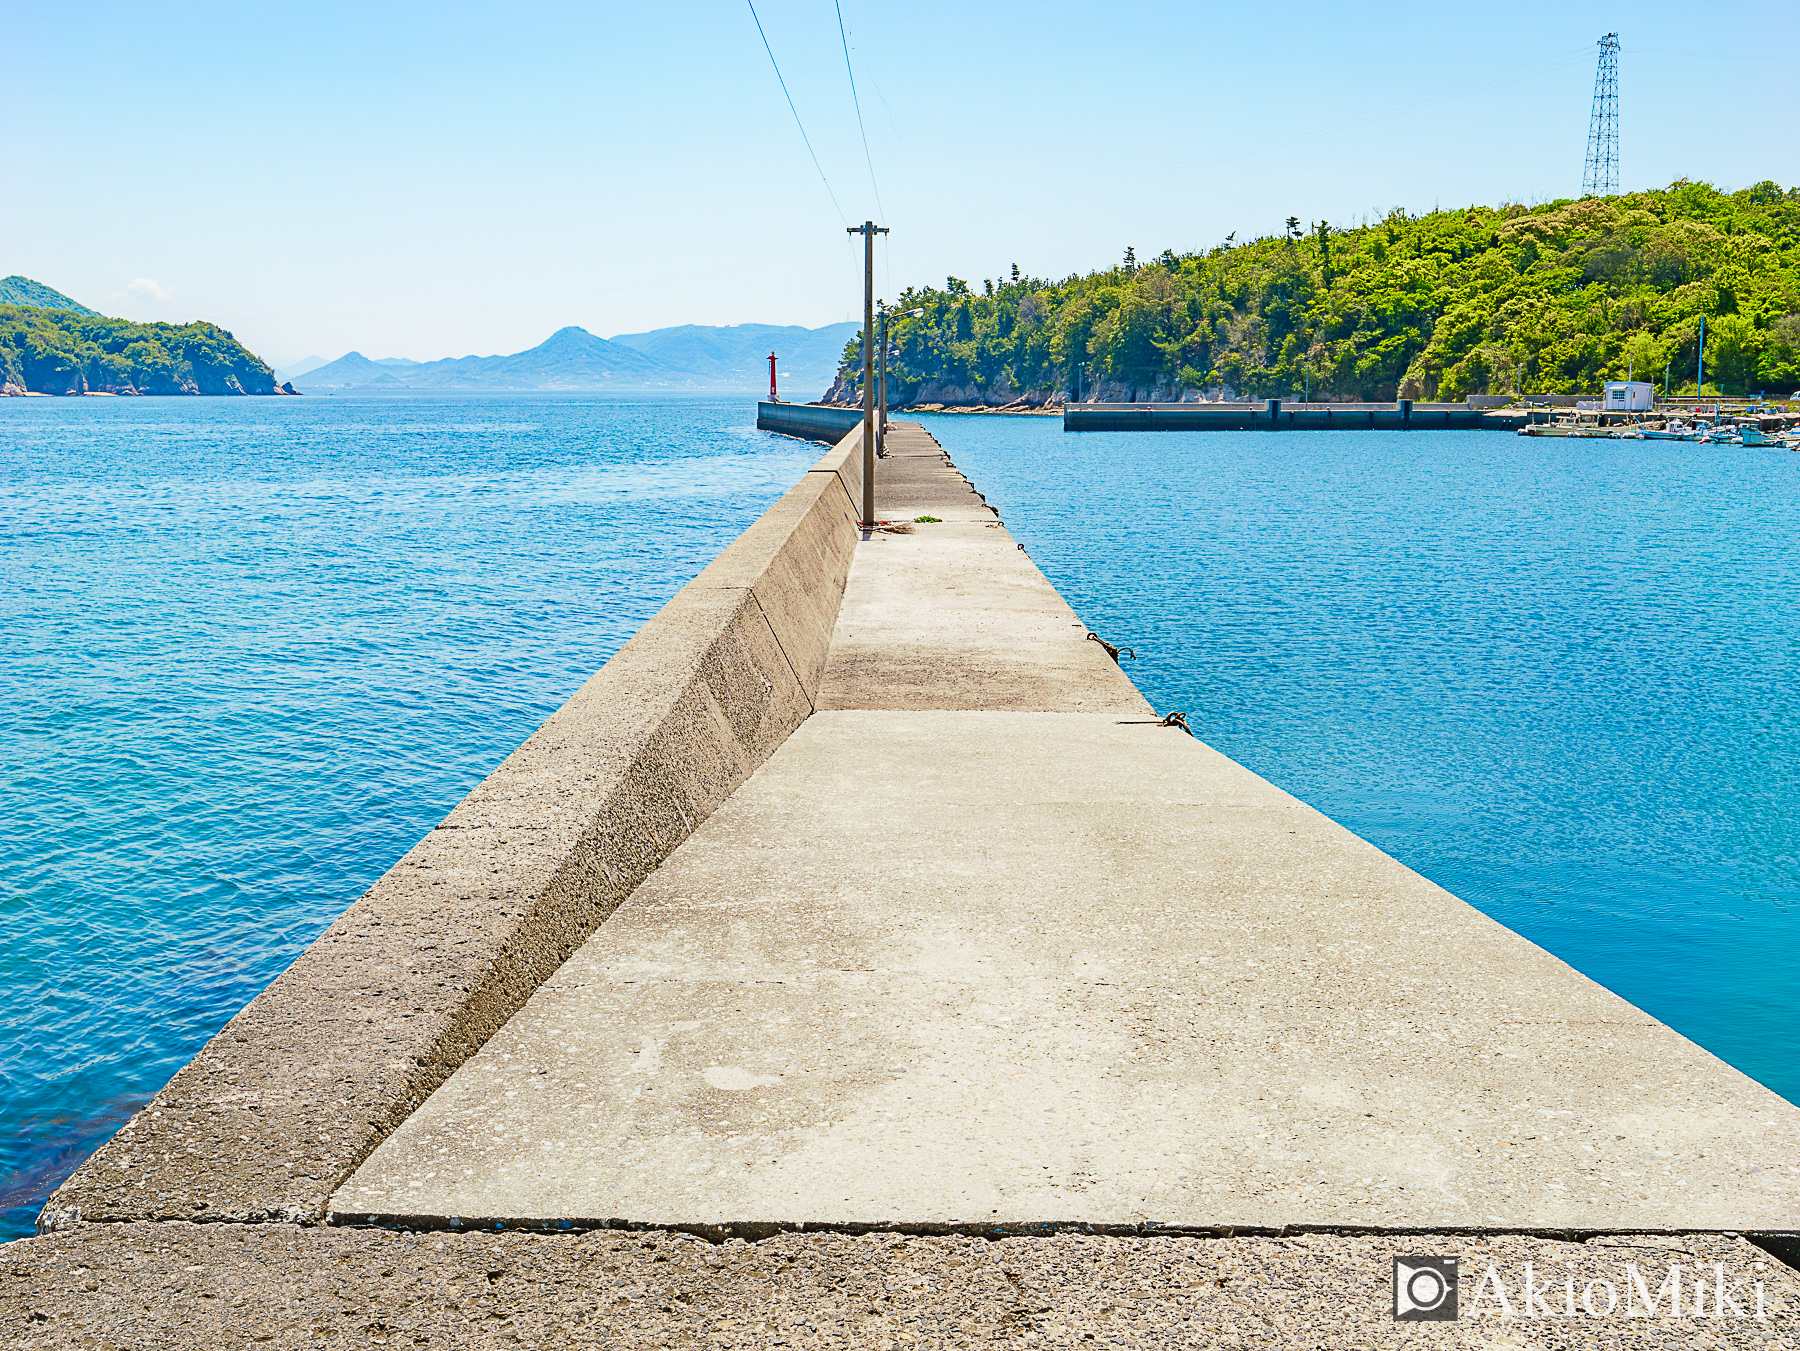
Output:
[
  {"left": 744, "top": 0, "right": 847, "bottom": 224},
  {"left": 945, "top": 46, "right": 1590, "bottom": 232},
  {"left": 833, "top": 0, "right": 886, "bottom": 222}
]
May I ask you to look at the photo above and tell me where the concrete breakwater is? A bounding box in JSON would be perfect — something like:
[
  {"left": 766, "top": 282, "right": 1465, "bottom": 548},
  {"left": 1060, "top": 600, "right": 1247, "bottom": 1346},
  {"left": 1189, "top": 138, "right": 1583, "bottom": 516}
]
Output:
[
  {"left": 1066, "top": 399, "right": 1524, "bottom": 432},
  {"left": 12, "top": 416, "right": 1800, "bottom": 1346},
  {"left": 330, "top": 428, "right": 1800, "bottom": 1241},
  {"left": 753, "top": 401, "right": 865, "bottom": 443}
]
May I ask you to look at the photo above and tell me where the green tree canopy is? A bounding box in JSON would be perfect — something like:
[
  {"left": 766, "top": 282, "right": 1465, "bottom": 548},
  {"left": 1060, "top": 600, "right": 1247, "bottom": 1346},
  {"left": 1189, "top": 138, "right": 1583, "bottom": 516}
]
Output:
[
  {"left": 0, "top": 307, "right": 278, "bottom": 395},
  {"left": 840, "top": 180, "right": 1800, "bottom": 402}
]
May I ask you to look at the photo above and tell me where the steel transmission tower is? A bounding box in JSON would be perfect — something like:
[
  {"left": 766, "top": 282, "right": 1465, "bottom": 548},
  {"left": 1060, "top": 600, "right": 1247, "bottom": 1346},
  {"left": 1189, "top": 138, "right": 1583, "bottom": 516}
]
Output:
[{"left": 1582, "top": 33, "right": 1620, "bottom": 195}]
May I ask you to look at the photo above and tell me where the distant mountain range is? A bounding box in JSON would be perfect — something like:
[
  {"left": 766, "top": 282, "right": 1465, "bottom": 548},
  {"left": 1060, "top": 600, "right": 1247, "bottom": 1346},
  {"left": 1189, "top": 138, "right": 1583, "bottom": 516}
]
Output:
[
  {"left": 0, "top": 271, "right": 859, "bottom": 396},
  {"left": 610, "top": 322, "right": 858, "bottom": 391},
  {"left": 292, "top": 321, "right": 858, "bottom": 397},
  {"left": 0, "top": 275, "right": 100, "bottom": 317}
]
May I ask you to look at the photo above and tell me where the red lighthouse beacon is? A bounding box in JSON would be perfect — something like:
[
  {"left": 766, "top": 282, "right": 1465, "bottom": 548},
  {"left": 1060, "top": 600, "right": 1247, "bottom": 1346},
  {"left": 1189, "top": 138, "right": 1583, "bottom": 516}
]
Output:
[{"left": 767, "top": 351, "right": 778, "bottom": 403}]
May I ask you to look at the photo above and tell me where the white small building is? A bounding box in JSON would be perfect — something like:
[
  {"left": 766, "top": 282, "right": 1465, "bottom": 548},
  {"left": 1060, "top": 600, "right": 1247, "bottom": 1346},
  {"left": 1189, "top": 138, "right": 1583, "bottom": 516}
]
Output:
[{"left": 1603, "top": 381, "right": 1656, "bottom": 412}]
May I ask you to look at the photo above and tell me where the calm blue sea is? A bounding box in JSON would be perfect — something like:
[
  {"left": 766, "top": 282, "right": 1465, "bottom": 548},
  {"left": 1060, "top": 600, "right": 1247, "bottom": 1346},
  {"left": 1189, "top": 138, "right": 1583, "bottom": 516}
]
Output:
[
  {"left": 5, "top": 400, "right": 1798, "bottom": 1242},
  {"left": 926, "top": 412, "right": 1800, "bottom": 1113},
  {"left": 0, "top": 393, "right": 817, "bottom": 1238}
]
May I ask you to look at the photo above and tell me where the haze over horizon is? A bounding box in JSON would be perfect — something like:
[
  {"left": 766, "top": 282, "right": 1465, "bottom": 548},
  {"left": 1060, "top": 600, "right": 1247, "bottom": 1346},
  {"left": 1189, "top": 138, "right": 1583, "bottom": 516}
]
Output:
[
  {"left": 271, "top": 318, "right": 858, "bottom": 376},
  {"left": 8, "top": 0, "right": 1796, "bottom": 364}
]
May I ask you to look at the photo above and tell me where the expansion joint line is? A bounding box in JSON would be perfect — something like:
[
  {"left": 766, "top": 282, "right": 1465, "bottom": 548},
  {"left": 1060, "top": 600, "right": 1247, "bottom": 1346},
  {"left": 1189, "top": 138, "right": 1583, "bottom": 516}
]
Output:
[
  {"left": 804, "top": 464, "right": 861, "bottom": 524},
  {"left": 746, "top": 588, "right": 816, "bottom": 717}
]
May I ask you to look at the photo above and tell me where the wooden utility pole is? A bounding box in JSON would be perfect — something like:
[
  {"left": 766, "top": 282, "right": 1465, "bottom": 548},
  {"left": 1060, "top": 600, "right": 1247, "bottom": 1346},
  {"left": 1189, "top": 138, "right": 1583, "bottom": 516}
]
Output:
[{"left": 847, "top": 220, "right": 888, "bottom": 526}]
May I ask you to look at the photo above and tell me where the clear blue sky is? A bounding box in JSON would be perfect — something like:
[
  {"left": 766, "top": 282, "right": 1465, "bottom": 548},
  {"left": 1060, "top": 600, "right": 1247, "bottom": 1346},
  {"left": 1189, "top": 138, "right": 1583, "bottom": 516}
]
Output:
[{"left": 8, "top": 1, "right": 1795, "bottom": 365}]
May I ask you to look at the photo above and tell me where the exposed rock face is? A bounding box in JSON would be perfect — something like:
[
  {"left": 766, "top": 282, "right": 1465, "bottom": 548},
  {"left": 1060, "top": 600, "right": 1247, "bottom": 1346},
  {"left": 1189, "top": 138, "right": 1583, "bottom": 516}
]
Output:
[
  {"left": 824, "top": 371, "right": 1068, "bottom": 410},
  {"left": 825, "top": 370, "right": 1258, "bottom": 408},
  {"left": 1073, "top": 379, "right": 1219, "bottom": 403}
]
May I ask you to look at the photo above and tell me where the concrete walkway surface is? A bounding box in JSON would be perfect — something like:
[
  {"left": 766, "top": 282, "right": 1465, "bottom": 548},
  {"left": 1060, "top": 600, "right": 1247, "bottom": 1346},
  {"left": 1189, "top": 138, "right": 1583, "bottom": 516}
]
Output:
[{"left": 334, "top": 422, "right": 1800, "bottom": 1236}]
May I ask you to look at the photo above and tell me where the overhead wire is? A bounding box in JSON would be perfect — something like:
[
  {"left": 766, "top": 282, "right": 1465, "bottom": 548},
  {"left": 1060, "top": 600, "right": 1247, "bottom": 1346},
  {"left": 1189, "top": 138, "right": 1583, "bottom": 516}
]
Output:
[
  {"left": 744, "top": 0, "right": 848, "bottom": 225},
  {"left": 833, "top": 0, "right": 886, "bottom": 223},
  {"left": 943, "top": 45, "right": 1594, "bottom": 232}
]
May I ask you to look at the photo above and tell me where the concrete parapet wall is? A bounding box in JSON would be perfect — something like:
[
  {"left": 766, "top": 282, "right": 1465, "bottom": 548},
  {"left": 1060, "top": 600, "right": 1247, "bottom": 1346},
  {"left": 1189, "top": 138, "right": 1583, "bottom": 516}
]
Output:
[
  {"left": 40, "top": 425, "right": 868, "bottom": 1231},
  {"left": 757, "top": 402, "right": 865, "bottom": 443},
  {"left": 1065, "top": 402, "right": 1511, "bottom": 432}
]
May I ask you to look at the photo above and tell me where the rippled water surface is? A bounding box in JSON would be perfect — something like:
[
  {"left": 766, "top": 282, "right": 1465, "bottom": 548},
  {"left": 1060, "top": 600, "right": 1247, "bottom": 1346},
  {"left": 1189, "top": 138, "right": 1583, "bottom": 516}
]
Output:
[
  {"left": 927, "top": 413, "right": 1800, "bottom": 1115},
  {"left": 0, "top": 393, "right": 815, "bottom": 1237}
]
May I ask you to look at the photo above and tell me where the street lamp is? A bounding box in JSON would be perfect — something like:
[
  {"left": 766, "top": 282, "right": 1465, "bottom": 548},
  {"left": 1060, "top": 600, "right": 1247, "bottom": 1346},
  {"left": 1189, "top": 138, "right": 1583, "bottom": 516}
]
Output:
[{"left": 877, "top": 305, "right": 925, "bottom": 457}]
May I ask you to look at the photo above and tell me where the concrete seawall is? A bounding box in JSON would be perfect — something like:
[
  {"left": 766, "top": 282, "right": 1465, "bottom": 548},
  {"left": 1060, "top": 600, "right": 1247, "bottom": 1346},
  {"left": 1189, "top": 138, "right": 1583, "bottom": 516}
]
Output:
[
  {"left": 329, "top": 425, "right": 1800, "bottom": 1245},
  {"left": 755, "top": 401, "right": 866, "bottom": 443},
  {"left": 1066, "top": 401, "right": 1524, "bottom": 432},
  {"left": 40, "top": 423, "right": 870, "bottom": 1231}
]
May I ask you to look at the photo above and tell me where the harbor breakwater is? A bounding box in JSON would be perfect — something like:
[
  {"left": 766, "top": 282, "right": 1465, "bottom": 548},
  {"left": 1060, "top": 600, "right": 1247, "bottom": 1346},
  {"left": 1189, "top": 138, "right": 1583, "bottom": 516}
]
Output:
[
  {"left": 1066, "top": 399, "right": 1522, "bottom": 431},
  {"left": 798, "top": 394, "right": 1527, "bottom": 431},
  {"left": 753, "top": 401, "right": 865, "bottom": 443}
]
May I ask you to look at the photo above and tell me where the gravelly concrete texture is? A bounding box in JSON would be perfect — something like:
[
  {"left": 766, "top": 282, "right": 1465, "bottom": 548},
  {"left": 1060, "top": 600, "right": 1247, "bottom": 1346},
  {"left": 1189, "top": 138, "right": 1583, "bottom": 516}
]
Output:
[
  {"left": 38, "top": 430, "right": 868, "bottom": 1230},
  {"left": 7, "top": 1223, "right": 1795, "bottom": 1349}
]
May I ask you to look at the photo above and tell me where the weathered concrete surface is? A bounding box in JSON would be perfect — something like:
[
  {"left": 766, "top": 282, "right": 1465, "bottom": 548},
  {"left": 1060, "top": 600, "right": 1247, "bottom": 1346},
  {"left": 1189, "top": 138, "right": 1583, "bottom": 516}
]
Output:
[
  {"left": 7, "top": 1222, "right": 1795, "bottom": 1349},
  {"left": 39, "top": 426, "right": 867, "bottom": 1231},
  {"left": 818, "top": 427, "right": 1148, "bottom": 713},
  {"left": 335, "top": 419, "right": 1800, "bottom": 1236},
  {"left": 332, "top": 712, "right": 1800, "bottom": 1233},
  {"left": 815, "top": 527, "right": 1155, "bottom": 711}
]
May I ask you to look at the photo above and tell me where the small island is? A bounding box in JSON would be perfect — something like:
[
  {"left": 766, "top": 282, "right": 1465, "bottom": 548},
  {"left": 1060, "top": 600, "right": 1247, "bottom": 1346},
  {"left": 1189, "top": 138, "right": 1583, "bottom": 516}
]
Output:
[{"left": 0, "top": 276, "right": 288, "bottom": 396}]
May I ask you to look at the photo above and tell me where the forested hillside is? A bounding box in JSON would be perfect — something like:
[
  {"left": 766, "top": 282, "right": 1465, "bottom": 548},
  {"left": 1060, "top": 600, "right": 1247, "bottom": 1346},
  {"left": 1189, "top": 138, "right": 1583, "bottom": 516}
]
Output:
[
  {"left": 841, "top": 180, "right": 1800, "bottom": 404},
  {"left": 0, "top": 306, "right": 280, "bottom": 395},
  {"left": 0, "top": 275, "right": 99, "bottom": 317}
]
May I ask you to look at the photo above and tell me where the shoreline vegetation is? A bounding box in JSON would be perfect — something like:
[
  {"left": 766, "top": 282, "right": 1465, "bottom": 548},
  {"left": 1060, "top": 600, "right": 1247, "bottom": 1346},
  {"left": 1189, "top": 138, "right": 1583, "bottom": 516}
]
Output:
[
  {"left": 0, "top": 303, "right": 286, "bottom": 397},
  {"left": 828, "top": 180, "right": 1800, "bottom": 409}
]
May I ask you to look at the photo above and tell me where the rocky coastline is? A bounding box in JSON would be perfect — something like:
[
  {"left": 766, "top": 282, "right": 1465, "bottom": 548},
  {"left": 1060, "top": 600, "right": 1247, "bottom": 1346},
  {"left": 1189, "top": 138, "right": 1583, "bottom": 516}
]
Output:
[
  {"left": 820, "top": 370, "right": 1256, "bottom": 414},
  {"left": 0, "top": 306, "right": 291, "bottom": 397}
]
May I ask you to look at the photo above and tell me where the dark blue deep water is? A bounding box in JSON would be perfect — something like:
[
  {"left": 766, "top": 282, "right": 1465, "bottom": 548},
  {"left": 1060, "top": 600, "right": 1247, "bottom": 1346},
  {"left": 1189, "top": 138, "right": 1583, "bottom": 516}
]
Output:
[
  {"left": 0, "top": 393, "right": 816, "bottom": 1238},
  {"left": 926, "top": 413, "right": 1800, "bottom": 1115}
]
